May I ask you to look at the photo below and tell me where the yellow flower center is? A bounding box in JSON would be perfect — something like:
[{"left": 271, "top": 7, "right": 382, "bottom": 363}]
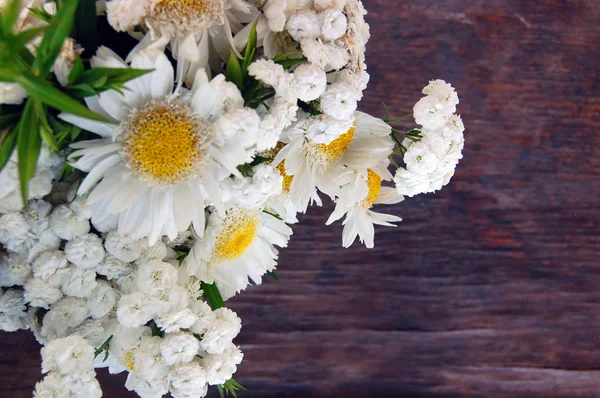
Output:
[
  {"left": 362, "top": 169, "right": 382, "bottom": 208},
  {"left": 122, "top": 350, "right": 135, "bottom": 371},
  {"left": 305, "top": 127, "right": 356, "bottom": 172},
  {"left": 276, "top": 161, "right": 294, "bottom": 192},
  {"left": 315, "top": 127, "right": 355, "bottom": 162},
  {"left": 212, "top": 209, "right": 259, "bottom": 262},
  {"left": 153, "top": 0, "right": 223, "bottom": 31},
  {"left": 121, "top": 101, "right": 211, "bottom": 185},
  {"left": 267, "top": 142, "right": 294, "bottom": 193}
]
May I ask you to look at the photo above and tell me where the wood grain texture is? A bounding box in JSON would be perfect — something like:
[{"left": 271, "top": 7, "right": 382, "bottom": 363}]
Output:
[{"left": 2, "top": 0, "right": 600, "bottom": 397}]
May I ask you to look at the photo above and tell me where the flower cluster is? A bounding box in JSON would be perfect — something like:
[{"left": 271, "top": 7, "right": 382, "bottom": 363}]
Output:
[{"left": 0, "top": 0, "right": 466, "bottom": 397}]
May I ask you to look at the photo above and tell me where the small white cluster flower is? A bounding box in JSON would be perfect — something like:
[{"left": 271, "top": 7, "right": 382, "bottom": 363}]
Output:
[
  {"left": 35, "top": 335, "right": 102, "bottom": 398},
  {"left": 395, "top": 81, "right": 465, "bottom": 197}
]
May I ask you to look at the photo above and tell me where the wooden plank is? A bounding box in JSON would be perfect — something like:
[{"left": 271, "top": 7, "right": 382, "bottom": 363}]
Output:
[{"left": 1, "top": 0, "right": 600, "bottom": 397}]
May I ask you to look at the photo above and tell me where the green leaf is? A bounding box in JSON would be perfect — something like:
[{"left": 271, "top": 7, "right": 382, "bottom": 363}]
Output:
[
  {"left": 201, "top": 282, "right": 225, "bottom": 310},
  {"left": 77, "top": 67, "right": 153, "bottom": 86},
  {"left": 67, "top": 55, "right": 85, "bottom": 85},
  {"left": 222, "top": 378, "right": 247, "bottom": 398},
  {"left": 272, "top": 50, "right": 299, "bottom": 63},
  {"left": 242, "top": 78, "right": 261, "bottom": 105},
  {"left": 0, "top": 0, "right": 21, "bottom": 38},
  {"left": 34, "top": 101, "right": 59, "bottom": 151},
  {"left": 13, "top": 25, "right": 51, "bottom": 49},
  {"left": 93, "top": 335, "right": 113, "bottom": 361},
  {"left": 17, "top": 99, "right": 42, "bottom": 203},
  {"left": 33, "top": 0, "right": 79, "bottom": 77},
  {"left": 267, "top": 270, "right": 278, "bottom": 280},
  {"left": 27, "top": 7, "right": 53, "bottom": 23},
  {"left": 225, "top": 48, "right": 243, "bottom": 90},
  {"left": 0, "top": 125, "right": 18, "bottom": 171},
  {"left": 15, "top": 72, "right": 109, "bottom": 122},
  {"left": 217, "top": 384, "right": 225, "bottom": 398},
  {"left": 277, "top": 57, "right": 308, "bottom": 69},
  {"left": 241, "top": 19, "right": 258, "bottom": 77}
]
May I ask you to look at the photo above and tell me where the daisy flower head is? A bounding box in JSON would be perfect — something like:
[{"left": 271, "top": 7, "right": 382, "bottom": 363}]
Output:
[
  {"left": 63, "top": 48, "right": 260, "bottom": 244},
  {"left": 326, "top": 162, "right": 403, "bottom": 248},
  {"left": 107, "top": 0, "right": 255, "bottom": 64},
  {"left": 184, "top": 202, "right": 292, "bottom": 300},
  {"left": 274, "top": 111, "right": 395, "bottom": 212}
]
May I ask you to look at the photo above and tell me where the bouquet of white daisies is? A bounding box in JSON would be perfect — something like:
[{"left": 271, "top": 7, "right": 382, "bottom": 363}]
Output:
[{"left": 0, "top": 0, "right": 465, "bottom": 397}]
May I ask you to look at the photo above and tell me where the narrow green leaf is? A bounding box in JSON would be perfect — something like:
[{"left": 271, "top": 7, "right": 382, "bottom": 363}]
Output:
[
  {"left": 242, "top": 78, "right": 261, "bottom": 105},
  {"left": 27, "top": 7, "right": 53, "bottom": 23},
  {"left": 37, "top": 108, "right": 58, "bottom": 152},
  {"left": 33, "top": 0, "right": 79, "bottom": 77},
  {"left": 0, "top": 0, "right": 21, "bottom": 37},
  {"left": 13, "top": 25, "right": 51, "bottom": 49},
  {"left": 217, "top": 384, "right": 225, "bottom": 398},
  {"left": 200, "top": 282, "right": 225, "bottom": 310},
  {"left": 17, "top": 100, "right": 42, "bottom": 203},
  {"left": 67, "top": 55, "right": 85, "bottom": 86},
  {"left": 241, "top": 19, "right": 259, "bottom": 77},
  {"left": 272, "top": 50, "right": 299, "bottom": 63},
  {"left": 267, "top": 270, "right": 278, "bottom": 280},
  {"left": 277, "top": 57, "right": 308, "bottom": 69},
  {"left": 76, "top": 68, "right": 153, "bottom": 86},
  {"left": 225, "top": 48, "right": 243, "bottom": 90},
  {"left": 15, "top": 72, "right": 109, "bottom": 122},
  {"left": 0, "top": 126, "right": 18, "bottom": 171}
]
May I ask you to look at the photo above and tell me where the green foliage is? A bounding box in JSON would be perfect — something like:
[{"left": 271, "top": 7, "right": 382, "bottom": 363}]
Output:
[
  {"left": 66, "top": 67, "right": 153, "bottom": 98},
  {"left": 225, "top": 48, "right": 243, "bottom": 90},
  {"left": 201, "top": 282, "right": 225, "bottom": 310},
  {"left": 15, "top": 72, "right": 109, "bottom": 121},
  {"left": 0, "top": 126, "right": 17, "bottom": 170},
  {"left": 17, "top": 100, "right": 42, "bottom": 203},
  {"left": 219, "top": 378, "right": 247, "bottom": 398},
  {"left": 32, "top": 0, "right": 78, "bottom": 77},
  {"left": 93, "top": 335, "right": 113, "bottom": 362},
  {"left": 241, "top": 19, "right": 258, "bottom": 77},
  {"left": 266, "top": 270, "right": 278, "bottom": 280}
]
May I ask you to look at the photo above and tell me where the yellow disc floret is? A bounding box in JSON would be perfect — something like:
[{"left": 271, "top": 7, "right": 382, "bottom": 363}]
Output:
[
  {"left": 212, "top": 208, "right": 259, "bottom": 262},
  {"left": 122, "top": 350, "right": 135, "bottom": 371},
  {"left": 315, "top": 127, "right": 355, "bottom": 162},
  {"left": 362, "top": 169, "right": 382, "bottom": 208},
  {"left": 152, "top": 0, "right": 223, "bottom": 32},
  {"left": 266, "top": 142, "right": 294, "bottom": 193},
  {"left": 121, "top": 101, "right": 211, "bottom": 185},
  {"left": 305, "top": 126, "right": 356, "bottom": 172},
  {"left": 276, "top": 161, "right": 294, "bottom": 192}
]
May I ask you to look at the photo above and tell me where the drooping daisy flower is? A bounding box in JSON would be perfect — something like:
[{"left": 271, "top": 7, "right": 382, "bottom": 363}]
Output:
[
  {"left": 326, "top": 163, "right": 403, "bottom": 248},
  {"left": 106, "top": 0, "right": 256, "bottom": 67},
  {"left": 62, "top": 48, "right": 260, "bottom": 244},
  {"left": 274, "top": 111, "right": 395, "bottom": 212},
  {"left": 184, "top": 205, "right": 292, "bottom": 300}
]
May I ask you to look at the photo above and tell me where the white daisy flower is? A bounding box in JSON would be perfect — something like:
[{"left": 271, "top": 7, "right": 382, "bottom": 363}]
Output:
[
  {"left": 62, "top": 48, "right": 259, "bottom": 245},
  {"left": 184, "top": 205, "right": 292, "bottom": 300},
  {"left": 326, "top": 164, "right": 404, "bottom": 248},
  {"left": 274, "top": 111, "right": 395, "bottom": 212},
  {"left": 107, "top": 0, "right": 256, "bottom": 65}
]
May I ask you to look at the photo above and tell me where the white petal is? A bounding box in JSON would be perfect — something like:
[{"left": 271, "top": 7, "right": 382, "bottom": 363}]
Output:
[
  {"left": 59, "top": 113, "right": 117, "bottom": 138},
  {"left": 78, "top": 154, "right": 121, "bottom": 194}
]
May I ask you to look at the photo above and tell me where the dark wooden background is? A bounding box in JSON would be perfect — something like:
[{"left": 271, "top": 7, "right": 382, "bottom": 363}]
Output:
[{"left": 2, "top": 0, "right": 600, "bottom": 396}]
